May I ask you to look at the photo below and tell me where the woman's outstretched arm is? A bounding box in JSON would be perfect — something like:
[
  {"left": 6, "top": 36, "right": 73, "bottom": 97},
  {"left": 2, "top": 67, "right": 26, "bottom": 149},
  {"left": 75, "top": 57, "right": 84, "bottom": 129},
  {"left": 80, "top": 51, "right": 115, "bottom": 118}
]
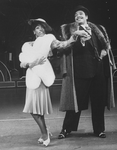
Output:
[{"left": 51, "top": 35, "right": 76, "bottom": 50}]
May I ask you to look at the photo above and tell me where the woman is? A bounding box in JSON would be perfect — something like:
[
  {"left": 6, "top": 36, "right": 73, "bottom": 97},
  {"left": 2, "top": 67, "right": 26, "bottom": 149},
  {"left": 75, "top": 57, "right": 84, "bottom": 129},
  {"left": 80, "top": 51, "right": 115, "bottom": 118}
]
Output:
[{"left": 19, "top": 18, "right": 75, "bottom": 146}]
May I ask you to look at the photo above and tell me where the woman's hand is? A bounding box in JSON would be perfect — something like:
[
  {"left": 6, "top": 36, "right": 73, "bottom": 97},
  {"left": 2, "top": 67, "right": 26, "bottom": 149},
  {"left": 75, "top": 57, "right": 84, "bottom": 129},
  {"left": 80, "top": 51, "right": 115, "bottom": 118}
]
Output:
[
  {"left": 29, "top": 59, "right": 38, "bottom": 68},
  {"left": 37, "top": 56, "right": 46, "bottom": 65},
  {"left": 29, "top": 56, "right": 46, "bottom": 68}
]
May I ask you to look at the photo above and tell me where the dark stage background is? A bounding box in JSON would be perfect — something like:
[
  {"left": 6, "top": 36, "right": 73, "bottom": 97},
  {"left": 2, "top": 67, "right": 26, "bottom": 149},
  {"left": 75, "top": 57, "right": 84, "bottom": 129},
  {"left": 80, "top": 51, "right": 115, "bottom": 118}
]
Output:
[
  {"left": 0, "top": 0, "right": 117, "bottom": 107},
  {"left": 0, "top": 0, "right": 117, "bottom": 80}
]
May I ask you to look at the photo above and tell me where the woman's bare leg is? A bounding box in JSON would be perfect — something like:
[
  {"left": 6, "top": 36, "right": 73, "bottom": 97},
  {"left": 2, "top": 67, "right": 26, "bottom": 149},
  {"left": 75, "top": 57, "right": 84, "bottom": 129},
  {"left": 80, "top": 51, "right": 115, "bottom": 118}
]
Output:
[{"left": 31, "top": 113, "right": 47, "bottom": 140}]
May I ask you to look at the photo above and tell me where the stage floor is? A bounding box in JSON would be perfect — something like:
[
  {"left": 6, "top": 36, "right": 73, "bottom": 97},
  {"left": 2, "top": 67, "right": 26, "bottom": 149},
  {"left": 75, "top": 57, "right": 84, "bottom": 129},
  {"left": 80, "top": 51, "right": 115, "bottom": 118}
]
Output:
[{"left": 0, "top": 87, "right": 117, "bottom": 150}]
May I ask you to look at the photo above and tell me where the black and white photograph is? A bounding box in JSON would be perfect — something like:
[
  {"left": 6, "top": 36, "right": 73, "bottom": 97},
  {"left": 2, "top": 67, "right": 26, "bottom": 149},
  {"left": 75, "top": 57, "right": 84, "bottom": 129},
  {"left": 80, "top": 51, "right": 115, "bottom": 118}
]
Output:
[{"left": 0, "top": 0, "right": 117, "bottom": 149}]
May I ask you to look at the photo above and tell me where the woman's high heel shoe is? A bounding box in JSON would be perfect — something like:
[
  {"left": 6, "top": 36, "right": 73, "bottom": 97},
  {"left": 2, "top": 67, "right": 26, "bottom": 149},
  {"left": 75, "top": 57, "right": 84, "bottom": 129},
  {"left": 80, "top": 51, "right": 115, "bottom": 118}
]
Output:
[
  {"left": 43, "top": 129, "right": 52, "bottom": 147},
  {"left": 38, "top": 137, "right": 43, "bottom": 144}
]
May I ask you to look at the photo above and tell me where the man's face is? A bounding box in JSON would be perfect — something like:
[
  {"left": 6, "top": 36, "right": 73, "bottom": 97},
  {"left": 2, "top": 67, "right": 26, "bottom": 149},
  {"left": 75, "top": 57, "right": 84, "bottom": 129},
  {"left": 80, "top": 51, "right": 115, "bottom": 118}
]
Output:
[{"left": 75, "top": 10, "right": 88, "bottom": 25}]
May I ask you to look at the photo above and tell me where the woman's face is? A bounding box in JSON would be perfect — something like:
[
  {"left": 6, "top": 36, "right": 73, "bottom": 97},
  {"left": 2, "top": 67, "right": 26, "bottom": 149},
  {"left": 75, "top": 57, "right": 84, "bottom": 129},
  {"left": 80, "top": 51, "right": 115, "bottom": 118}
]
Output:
[
  {"left": 33, "top": 25, "right": 45, "bottom": 37},
  {"left": 75, "top": 10, "right": 88, "bottom": 25}
]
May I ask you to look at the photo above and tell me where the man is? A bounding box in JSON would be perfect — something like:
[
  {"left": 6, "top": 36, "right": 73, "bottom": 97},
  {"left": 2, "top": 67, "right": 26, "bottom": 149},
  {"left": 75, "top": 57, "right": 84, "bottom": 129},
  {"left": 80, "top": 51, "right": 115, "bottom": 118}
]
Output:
[{"left": 58, "top": 5, "right": 116, "bottom": 139}]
